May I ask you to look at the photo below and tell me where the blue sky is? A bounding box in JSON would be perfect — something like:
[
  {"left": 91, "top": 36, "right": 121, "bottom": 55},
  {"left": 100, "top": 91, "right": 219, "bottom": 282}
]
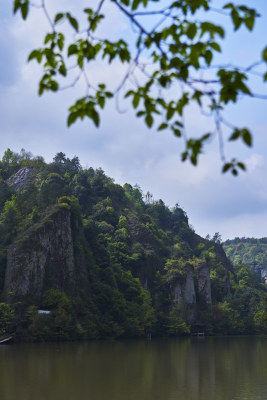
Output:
[{"left": 0, "top": 0, "right": 267, "bottom": 240}]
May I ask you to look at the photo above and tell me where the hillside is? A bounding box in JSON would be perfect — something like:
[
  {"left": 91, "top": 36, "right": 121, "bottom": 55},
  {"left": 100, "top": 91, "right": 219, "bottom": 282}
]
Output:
[
  {"left": 0, "top": 149, "right": 266, "bottom": 340},
  {"left": 223, "top": 237, "right": 267, "bottom": 285}
]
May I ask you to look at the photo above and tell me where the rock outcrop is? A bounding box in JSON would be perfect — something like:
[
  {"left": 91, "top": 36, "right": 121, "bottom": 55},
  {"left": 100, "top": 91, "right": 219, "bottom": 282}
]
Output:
[
  {"left": 197, "top": 261, "right": 212, "bottom": 305},
  {"left": 4, "top": 206, "right": 75, "bottom": 304},
  {"left": 173, "top": 264, "right": 196, "bottom": 305},
  {"left": 261, "top": 266, "right": 267, "bottom": 286},
  {"left": 173, "top": 264, "right": 196, "bottom": 323},
  {"left": 8, "top": 167, "right": 33, "bottom": 191},
  {"left": 172, "top": 261, "right": 213, "bottom": 324}
]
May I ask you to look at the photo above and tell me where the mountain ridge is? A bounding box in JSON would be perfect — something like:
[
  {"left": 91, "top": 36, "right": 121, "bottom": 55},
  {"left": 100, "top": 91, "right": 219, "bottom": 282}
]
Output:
[{"left": 0, "top": 149, "right": 266, "bottom": 340}]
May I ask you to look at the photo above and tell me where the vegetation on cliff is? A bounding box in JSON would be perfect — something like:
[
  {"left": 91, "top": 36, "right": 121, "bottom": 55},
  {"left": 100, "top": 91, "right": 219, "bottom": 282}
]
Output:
[
  {"left": 224, "top": 237, "right": 267, "bottom": 269},
  {"left": 0, "top": 148, "right": 266, "bottom": 341}
]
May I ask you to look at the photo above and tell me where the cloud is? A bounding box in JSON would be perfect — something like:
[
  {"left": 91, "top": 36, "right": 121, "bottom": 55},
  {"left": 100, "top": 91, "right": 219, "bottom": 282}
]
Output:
[
  {"left": 197, "top": 211, "right": 267, "bottom": 241},
  {"left": 245, "top": 153, "right": 264, "bottom": 172}
]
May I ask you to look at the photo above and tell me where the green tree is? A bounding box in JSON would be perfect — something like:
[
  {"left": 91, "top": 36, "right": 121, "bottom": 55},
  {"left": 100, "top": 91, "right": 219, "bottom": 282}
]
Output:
[
  {"left": 1, "top": 148, "right": 18, "bottom": 165},
  {"left": 167, "top": 304, "right": 190, "bottom": 336},
  {"left": 0, "top": 196, "right": 22, "bottom": 243},
  {"left": 40, "top": 290, "right": 75, "bottom": 340},
  {"left": 254, "top": 294, "right": 267, "bottom": 334},
  {"left": 13, "top": 0, "right": 267, "bottom": 174},
  {"left": 0, "top": 303, "right": 15, "bottom": 336}
]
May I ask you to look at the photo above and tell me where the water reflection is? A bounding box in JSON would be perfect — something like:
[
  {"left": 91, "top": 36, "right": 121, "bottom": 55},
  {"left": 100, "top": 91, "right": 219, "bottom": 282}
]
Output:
[{"left": 0, "top": 337, "right": 266, "bottom": 400}]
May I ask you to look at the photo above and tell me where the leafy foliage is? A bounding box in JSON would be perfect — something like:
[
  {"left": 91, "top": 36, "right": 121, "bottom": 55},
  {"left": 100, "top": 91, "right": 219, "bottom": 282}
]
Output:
[
  {"left": 12, "top": 1, "right": 267, "bottom": 174},
  {"left": 224, "top": 237, "right": 267, "bottom": 269}
]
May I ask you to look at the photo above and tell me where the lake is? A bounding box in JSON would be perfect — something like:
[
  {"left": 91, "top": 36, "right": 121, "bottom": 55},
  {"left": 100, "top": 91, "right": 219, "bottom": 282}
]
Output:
[{"left": 0, "top": 336, "right": 266, "bottom": 400}]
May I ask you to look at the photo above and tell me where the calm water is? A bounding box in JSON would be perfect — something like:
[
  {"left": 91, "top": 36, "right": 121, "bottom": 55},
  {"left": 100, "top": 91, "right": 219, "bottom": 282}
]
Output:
[{"left": 0, "top": 336, "right": 266, "bottom": 400}]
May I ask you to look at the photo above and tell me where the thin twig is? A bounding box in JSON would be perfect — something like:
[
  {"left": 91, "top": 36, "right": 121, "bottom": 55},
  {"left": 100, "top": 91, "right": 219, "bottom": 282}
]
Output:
[
  {"left": 41, "top": 0, "right": 54, "bottom": 31},
  {"left": 59, "top": 72, "right": 82, "bottom": 91},
  {"left": 214, "top": 107, "right": 225, "bottom": 162}
]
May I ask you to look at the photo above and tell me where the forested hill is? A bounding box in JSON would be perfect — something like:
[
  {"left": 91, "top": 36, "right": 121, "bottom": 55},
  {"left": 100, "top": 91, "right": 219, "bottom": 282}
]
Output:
[
  {"left": 0, "top": 149, "right": 266, "bottom": 341},
  {"left": 224, "top": 237, "right": 267, "bottom": 266},
  {"left": 223, "top": 237, "right": 267, "bottom": 284}
]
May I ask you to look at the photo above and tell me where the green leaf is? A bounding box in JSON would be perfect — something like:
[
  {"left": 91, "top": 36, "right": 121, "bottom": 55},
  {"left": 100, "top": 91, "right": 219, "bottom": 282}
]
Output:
[
  {"left": 54, "top": 13, "right": 64, "bottom": 24},
  {"left": 210, "top": 42, "right": 221, "bottom": 52},
  {"left": 136, "top": 111, "right": 145, "bottom": 117},
  {"left": 202, "top": 133, "right": 211, "bottom": 141},
  {"left": 172, "top": 128, "right": 182, "bottom": 137},
  {"left": 91, "top": 110, "right": 100, "bottom": 127},
  {"left": 223, "top": 3, "right": 235, "bottom": 10},
  {"left": 28, "top": 49, "right": 43, "bottom": 63},
  {"left": 105, "top": 92, "right": 113, "bottom": 99},
  {"left": 21, "top": 2, "right": 29, "bottom": 20},
  {"left": 186, "top": 23, "right": 197, "bottom": 40},
  {"left": 133, "top": 94, "right": 140, "bottom": 109},
  {"left": 44, "top": 33, "right": 54, "bottom": 45},
  {"left": 68, "top": 44, "right": 78, "bottom": 56},
  {"left": 132, "top": 0, "right": 141, "bottom": 11},
  {"left": 67, "top": 112, "right": 78, "bottom": 127},
  {"left": 232, "top": 168, "right": 238, "bottom": 176},
  {"left": 166, "top": 107, "right": 175, "bottom": 120},
  {"left": 229, "top": 128, "right": 252, "bottom": 147},
  {"left": 229, "top": 129, "right": 240, "bottom": 141},
  {"left": 242, "top": 129, "right": 252, "bottom": 147},
  {"left": 262, "top": 46, "right": 267, "bottom": 62},
  {"left": 66, "top": 13, "right": 79, "bottom": 32},
  {"left": 59, "top": 63, "right": 67, "bottom": 76},
  {"left": 222, "top": 163, "right": 231, "bottom": 173},
  {"left": 192, "top": 90, "right": 203, "bottom": 105},
  {"left": 181, "top": 151, "right": 188, "bottom": 162},
  {"left": 158, "top": 123, "right": 168, "bottom": 131},
  {"left": 13, "top": 0, "right": 20, "bottom": 14},
  {"left": 98, "top": 96, "right": 105, "bottom": 109},
  {"left": 50, "top": 80, "right": 59, "bottom": 92},
  {"left": 244, "top": 16, "right": 254, "bottom": 31},
  {"left": 190, "top": 154, "right": 197, "bottom": 166},
  {"left": 145, "top": 114, "right": 153, "bottom": 128},
  {"left": 237, "top": 162, "right": 246, "bottom": 171},
  {"left": 204, "top": 50, "right": 213, "bottom": 65},
  {"left": 57, "top": 34, "right": 65, "bottom": 51}
]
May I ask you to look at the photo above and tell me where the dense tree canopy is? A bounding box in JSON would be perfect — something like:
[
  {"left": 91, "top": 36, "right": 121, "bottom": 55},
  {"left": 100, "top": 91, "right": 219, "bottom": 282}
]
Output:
[
  {"left": 13, "top": 0, "right": 267, "bottom": 174},
  {"left": 224, "top": 237, "right": 267, "bottom": 268},
  {"left": 0, "top": 149, "right": 266, "bottom": 340}
]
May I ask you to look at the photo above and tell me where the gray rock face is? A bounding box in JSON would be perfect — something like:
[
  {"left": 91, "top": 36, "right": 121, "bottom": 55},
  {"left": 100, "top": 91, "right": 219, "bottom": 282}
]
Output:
[
  {"left": 261, "top": 266, "right": 267, "bottom": 286},
  {"left": 9, "top": 167, "right": 32, "bottom": 191},
  {"left": 184, "top": 266, "right": 196, "bottom": 304},
  {"left": 4, "top": 207, "right": 75, "bottom": 304},
  {"left": 173, "top": 262, "right": 212, "bottom": 307},
  {"left": 173, "top": 264, "right": 196, "bottom": 323},
  {"left": 173, "top": 264, "right": 196, "bottom": 305},
  {"left": 197, "top": 261, "right": 212, "bottom": 305}
]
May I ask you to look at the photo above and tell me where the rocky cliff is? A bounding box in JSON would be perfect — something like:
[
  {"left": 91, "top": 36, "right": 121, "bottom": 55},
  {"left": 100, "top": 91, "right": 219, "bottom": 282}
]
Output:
[
  {"left": 197, "top": 261, "right": 212, "bottom": 305},
  {"left": 173, "top": 264, "right": 196, "bottom": 305},
  {"left": 4, "top": 206, "right": 75, "bottom": 304},
  {"left": 8, "top": 167, "right": 33, "bottom": 191},
  {"left": 172, "top": 261, "right": 213, "bottom": 323},
  {"left": 261, "top": 266, "right": 267, "bottom": 286}
]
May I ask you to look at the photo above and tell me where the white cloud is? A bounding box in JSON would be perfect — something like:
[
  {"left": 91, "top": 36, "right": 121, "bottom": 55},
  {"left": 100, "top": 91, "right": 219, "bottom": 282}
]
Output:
[{"left": 245, "top": 153, "right": 264, "bottom": 172}]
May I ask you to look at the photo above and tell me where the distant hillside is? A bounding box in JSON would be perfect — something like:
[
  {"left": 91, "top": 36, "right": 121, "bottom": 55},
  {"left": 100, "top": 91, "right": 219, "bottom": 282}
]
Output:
[
  {"left": 0, "top": 149, "right": 266, "bottom": 340},
  {"left": 223, "top": 237, "right": 267, "bottom": 266},
  {"left": 223, "top": 237, "right": 267, "bottom": 284}
]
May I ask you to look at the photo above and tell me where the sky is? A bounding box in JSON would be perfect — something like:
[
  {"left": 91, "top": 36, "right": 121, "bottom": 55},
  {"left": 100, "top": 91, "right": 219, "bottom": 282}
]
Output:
[{"left": 0, "top": 0, "right": 267, "bottom": 240}]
